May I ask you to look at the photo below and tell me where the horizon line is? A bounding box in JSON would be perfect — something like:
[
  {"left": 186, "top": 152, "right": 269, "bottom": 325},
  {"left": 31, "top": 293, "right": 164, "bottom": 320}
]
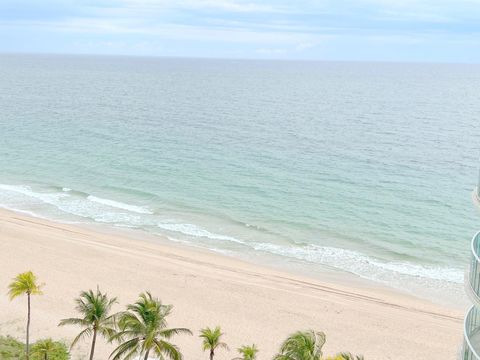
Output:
[{"left": 1, "top": 50, "right": 479, "bottom": 66}]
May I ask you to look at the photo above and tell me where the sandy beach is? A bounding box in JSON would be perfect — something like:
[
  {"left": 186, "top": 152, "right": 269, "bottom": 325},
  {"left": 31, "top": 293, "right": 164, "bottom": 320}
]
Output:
[{"left": 0, "top": 208, "right": 463, "bottom": 360}]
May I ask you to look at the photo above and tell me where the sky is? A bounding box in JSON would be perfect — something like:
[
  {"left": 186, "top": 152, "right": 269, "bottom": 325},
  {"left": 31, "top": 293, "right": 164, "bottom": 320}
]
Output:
[{"left": 1, "top": 0, "right": 480, "bottom": 62}]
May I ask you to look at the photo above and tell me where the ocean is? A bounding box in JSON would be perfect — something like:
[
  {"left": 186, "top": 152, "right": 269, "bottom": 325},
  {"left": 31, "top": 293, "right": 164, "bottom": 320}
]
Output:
[{"left": 0, "top": 54, "right": 478, "bottom": 305}]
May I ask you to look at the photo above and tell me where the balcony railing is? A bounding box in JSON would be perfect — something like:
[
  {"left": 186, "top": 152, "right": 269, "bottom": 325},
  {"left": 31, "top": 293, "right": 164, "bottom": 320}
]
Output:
[
  {"left": 464, "top": 231, "right": 480, "bottom": 359},
  {"left": 463, "top": 306, "right": 480, "bottom": 359},
  {"left": 468, "top": 232, "right": 480, "bottom": 303}
]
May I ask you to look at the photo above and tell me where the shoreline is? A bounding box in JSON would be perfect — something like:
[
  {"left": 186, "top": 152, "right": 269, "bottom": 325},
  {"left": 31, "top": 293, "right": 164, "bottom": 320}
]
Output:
[
  {"left": 0, "top": 208, "right": 463, "bottom": 359},
  {"left": 0, "top": 200, "right": 466, "bottom": 309}
]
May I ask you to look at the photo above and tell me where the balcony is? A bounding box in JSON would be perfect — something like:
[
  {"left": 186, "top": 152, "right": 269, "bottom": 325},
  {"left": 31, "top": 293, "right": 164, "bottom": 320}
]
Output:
[
  {"left": 463, "top": 306, "right": 480, "bottom": 359},
  {"left": 467, "top": 232, "right": 480, "bottom": 303},
  {"left": 464, "top": 231, "right": 480, "bottom": 359}
]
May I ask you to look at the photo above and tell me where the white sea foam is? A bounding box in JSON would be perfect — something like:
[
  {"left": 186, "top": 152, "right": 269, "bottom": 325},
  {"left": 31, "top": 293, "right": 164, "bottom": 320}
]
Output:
[
  {"left": 157, "top": 222, "right": 245, "bottom": 244},
  {"left": 0, "top": 182, "right": 464, "bottom": 295},
  {"left": 251, "top": 242, "right": 463, "bottom": 284},
  {"left": 0, "top": 184, "right": 153, "bottom": 226},
  {"left": 87, "top": 195, "right": 153, "bottom": 214},
  {"left": 0, "top": 184, "right": 68, "bottom": 205},
  {"left": 155, "top": 219, "right": 462, "bottom": 287}
]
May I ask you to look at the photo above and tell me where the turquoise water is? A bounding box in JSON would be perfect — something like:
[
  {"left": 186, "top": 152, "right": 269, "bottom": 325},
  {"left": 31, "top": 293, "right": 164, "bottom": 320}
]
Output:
[{"left": 0, "top": 54, "right": 479, "bottom": 304}]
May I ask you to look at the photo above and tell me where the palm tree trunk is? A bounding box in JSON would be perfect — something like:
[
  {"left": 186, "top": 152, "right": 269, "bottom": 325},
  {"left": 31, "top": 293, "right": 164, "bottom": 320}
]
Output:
[
  {"left": 144, "top": 349, "right": 150, "bottom": 360},
  {"left": 89, "top": 328, "right": 97, "bottom": 360},
  {"left": 210, "top": 349, "right": 214, "bottom": 360},
  {"left": 26, "top": 292, "right": 31, "bottom": 360}
]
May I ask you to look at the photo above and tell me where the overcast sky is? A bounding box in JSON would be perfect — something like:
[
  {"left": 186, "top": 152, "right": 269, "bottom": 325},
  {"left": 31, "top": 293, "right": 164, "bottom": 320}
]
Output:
[{"left": 1, "top": 0, "right": 480, "bottom": 62}]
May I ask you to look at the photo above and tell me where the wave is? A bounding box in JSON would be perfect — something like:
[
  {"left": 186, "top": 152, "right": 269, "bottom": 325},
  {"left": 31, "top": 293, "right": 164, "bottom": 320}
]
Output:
[
  {"left": 250, "top": 242, "right": 463, "bottom": 284},
  {"left": 87, "top": 195, "right": 153, "bottom": 214},
  {"left": 0, "top": 184, "right": 68, "bottom": 205},
  {"left": 157, "top": 222, "right": 245, "bottom": 244},
  {"left": 153, "top": 218, "right": 462, "bottom": 286},
  {"left": 0, "top": 182, "right": 463, "bottom": 295},
  {"left": 0, "top": 183, "right": 154, "bottom": 223}
]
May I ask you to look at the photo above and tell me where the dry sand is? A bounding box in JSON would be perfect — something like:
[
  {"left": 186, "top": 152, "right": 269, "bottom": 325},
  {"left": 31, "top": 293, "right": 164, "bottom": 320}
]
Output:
[{"left": 0, "top": 209, "right": 463, "bottom": 360}]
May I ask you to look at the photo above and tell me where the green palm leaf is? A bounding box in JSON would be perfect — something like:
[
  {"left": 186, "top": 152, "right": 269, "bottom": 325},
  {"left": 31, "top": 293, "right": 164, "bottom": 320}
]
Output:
[
  {"left": 274, "top": 330, "right": 326, "bottom": 360},
  {"left": 110, "top": 292, "right": 191, "bottom": 360},
  {"left": 59, "top": 287, "right": 117, "bottom": 360},
  {"left": 7, "top": 271, "right": 43, "bottom": 300},
  {"left": 234, "top": 344, "right": 259, "bottom": 360},
  {"left": 199, "top": 326, "right": 229, "bottom": 360},
  {"left": 7, "top": 271, "right": 43, "bottom": 360}
]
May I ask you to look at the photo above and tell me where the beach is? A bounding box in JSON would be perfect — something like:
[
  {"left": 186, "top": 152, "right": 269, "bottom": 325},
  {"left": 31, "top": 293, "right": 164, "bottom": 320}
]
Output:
[{"left": 0, "top": 208, "right": 463, "bottom": 360}]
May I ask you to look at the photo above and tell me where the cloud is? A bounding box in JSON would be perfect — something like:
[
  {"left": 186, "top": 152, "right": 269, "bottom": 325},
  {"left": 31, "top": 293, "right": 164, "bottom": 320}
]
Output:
[
  {"left": 0, "top": 0, "right": 479, "bottom": 61},
  {"left": 256, "top": 47, "right": 286, "bottom": 55},
  {"left": 295, "top": 42, "right": 318, "bottom": 51},
  {"left": 172, "top": 0, "right": 278, "bottom": 12},
  {"left": 119, "top": 0, "right": 281, "bottom": 13}
]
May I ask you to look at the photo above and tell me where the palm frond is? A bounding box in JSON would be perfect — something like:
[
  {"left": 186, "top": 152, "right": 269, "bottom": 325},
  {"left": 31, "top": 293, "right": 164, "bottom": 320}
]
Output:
[
  {"left": 153, "top": 339, "right": 183, "bottom": 360},
  {"left": 59, "top": 287, "right": 118, "bottom": 353},
  {"left": 159, "top": 327, "right": 193, "bottom": 339},
  {"left": 199, "top": 326, "right": 228, "bottom": 351},
  {"left": 332, "top": 353, "right": 365, "bottom": 360},
  {"left": 70, "top": 328, "right": 92, "bottom": 349},
  {"left": 58, "top": 317, "right": 90, "bottom": 327},
  {"left": 109, "top": 337, "right": 140, "bottom": 360},
  {"left": 275, "top": 330, "right": 326, "bottom": 360},
  {"left": 236, "top": 344, "right": 259, "bottom": 360},
  {"left": 111, "top": 292, "right": 190, "bottom": 360},
  {"left": 7, "top": 271, "right": 43, "bottom": 300}
]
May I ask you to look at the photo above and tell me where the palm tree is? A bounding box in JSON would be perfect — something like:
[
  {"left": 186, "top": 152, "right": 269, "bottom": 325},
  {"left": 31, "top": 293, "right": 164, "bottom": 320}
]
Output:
[
  {"left": 31, "top": 339, "right": 69, "bottom": 360},
  {"left": 274, "top": 330, "right": 326, "bottom": 360},
  {"left": 234, "top": 344, "right": 258, "bottom": 360},
  {"left": 59, "top": 288, "right": 117, "bottom": 360},
  {"left": 8, "top": 271, "right": 44, "bottom": 360},
  {"left": 326, "top": 354, "right": 364, "bottom": 360},
  {"left": 110, "top": 292, "right": 192, "bottom": 360},
  {"left": 199, "top": 326, "right": 229, "bottom": 360},
  {"left": 31, "top": 339, "right": 56, "bottom": 360}
]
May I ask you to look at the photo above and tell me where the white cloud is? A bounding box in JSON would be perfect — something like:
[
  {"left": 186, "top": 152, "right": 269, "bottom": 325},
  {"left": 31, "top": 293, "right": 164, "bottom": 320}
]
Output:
[
  {"left": 120, "top": 0, "right": 280, "bottom": 13},
  {"left": 256, "top": 47, "right": 286, "bottom": 55},
  {"left": 295, "top": 42, "right": 318, "bottom": 51},
  {"left": 1, "top": 0, "right": 480, "bottom": 60},
  {"left": 180, "top": 0, "right": 277, "bottom": 12},
  {"left": 1, "top": 17, "right": 317, "bottom": 46}
]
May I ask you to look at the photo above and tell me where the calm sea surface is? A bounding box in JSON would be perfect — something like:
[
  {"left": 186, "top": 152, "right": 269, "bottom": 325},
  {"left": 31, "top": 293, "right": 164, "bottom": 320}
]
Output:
[{"left": 0, "top": 54, "right": 479, "bottom": 305}]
